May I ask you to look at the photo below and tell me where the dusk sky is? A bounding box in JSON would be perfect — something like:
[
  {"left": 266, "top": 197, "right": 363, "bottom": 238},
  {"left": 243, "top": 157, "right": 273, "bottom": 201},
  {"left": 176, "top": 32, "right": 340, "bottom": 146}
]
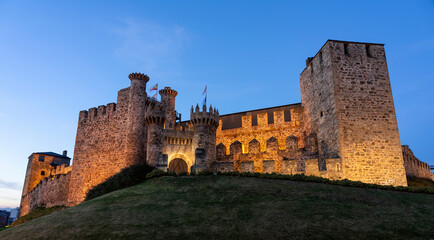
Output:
[{"left": 0, "top": 0, "right": 433, "bottom": 208}]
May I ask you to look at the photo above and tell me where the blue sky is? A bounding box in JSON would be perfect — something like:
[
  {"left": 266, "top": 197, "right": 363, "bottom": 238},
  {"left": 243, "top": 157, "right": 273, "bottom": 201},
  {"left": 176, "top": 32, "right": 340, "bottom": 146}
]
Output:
[{"left": 0, "top": 0, "right": 433, "bottom": 207}]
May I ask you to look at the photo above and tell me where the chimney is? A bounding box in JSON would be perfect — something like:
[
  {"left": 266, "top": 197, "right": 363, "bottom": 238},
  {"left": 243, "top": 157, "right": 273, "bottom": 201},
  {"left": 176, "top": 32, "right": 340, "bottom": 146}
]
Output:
[{"left": 63, "top": 150, "right": 67, "bottom": 156}]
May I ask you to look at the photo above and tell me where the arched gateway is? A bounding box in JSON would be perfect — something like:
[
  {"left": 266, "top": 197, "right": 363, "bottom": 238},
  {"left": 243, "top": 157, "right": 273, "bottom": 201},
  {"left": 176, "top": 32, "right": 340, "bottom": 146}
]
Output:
[{"left": 169, "top": 158, "right": 188, "bottom": 173}]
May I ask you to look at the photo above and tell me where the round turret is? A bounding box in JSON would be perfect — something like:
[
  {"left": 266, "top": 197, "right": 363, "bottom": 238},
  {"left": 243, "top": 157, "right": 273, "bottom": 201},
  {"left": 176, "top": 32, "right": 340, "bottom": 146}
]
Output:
[
  {"left": 159, "top": 87, "right": 178, "bottom": 97},
  {"left": 190, "top": 104, "right": 219, "bottom": 127},
  {"left": 125, "top": 72, "right": 149, "bottom": 166},
  {"left": 190, "top": 104, "right": 219, "bottom": 172},
  {"left": 144, "top": 100, "right": 165, "bottom": 167},
  {"left": 159, "top": 87, "right": 178, "bottom": 129}
]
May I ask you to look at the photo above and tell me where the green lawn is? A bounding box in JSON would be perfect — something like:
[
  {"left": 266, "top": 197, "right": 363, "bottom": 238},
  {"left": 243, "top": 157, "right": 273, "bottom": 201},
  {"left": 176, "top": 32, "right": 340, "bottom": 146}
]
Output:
[{"left": 1, "top": 176, "right": 433, "bottom": 239}]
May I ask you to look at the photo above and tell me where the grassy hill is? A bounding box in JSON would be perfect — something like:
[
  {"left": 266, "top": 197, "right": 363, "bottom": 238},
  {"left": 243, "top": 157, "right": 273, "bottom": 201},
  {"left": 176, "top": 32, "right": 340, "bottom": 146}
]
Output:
[{"left": 1, "top": 175, "right": 433, "bottom": 240}]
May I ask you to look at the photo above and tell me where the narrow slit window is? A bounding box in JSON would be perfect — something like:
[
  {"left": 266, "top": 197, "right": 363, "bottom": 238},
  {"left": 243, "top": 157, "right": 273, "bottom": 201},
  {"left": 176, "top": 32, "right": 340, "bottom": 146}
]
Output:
[
  {"left": 319, "top": 51, "right": 323, "bottom": 67},
  {"left": 366, "top": 45, "right": 372, "bottom": 57}
]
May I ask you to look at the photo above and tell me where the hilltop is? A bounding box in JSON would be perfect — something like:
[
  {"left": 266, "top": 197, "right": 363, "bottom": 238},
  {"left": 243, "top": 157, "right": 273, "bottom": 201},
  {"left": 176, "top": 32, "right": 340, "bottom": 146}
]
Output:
[{"left": 1, "top": 176, "right": 433, "bottom": 239}]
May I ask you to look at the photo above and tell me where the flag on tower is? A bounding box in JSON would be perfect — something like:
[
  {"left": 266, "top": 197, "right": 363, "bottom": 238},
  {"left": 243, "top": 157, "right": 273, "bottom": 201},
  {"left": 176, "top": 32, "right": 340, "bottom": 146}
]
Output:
[
  {"left": 201, "top": 85, "right": 207, "bottom": 106},
  {"left": 201, "top": 95, "right": 207, "bottom": 106},
  {"left": 151, "top": 93, "right": 158, "bottom": 101},
  {"left": 149, "top": 83, "right": 158, "bottom": 91}
]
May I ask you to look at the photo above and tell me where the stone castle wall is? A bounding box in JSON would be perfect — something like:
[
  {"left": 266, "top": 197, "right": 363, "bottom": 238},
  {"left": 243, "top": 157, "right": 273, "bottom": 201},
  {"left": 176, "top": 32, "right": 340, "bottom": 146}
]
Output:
[
  {"left": 22, "top": 154, "right": 69, "bottom": 196},
  {"left": 301, "top": 40, "right": 407, "bottom": 186},
  {"left": 215, "top": 132, "right": 342, "bottom": 180},
  {"left": 216, "top": 105, "right": 305, "bottom": 156},
  {"left": 402, "top": 145, "right": 433, "bottom": 180},
  {"left": 21, "top": 40, "right": 428, "bottom": 214},
  {"left": 216, "top": 105, "right": 306, "bottom": 173},
  {"left": 20, "top": 172, "right": 71, "bottom": 216},
  {"left": 67, "top": 87, "right": 132, "bottom": 205}
]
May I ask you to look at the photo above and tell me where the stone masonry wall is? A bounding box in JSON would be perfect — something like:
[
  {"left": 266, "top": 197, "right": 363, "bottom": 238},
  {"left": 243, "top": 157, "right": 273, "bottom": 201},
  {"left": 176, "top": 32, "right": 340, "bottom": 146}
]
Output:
[
  {"left": 22, "top": 154, "right": 68, "bottom": 196},
  {"left": 402, "top": 145, "right": 433, "bottom": 180},
  {"left": 301, "top": 40, "right": 407, "bottom": 186},
  {"left": 67, "top": 87, "right": 131, "bottom": 205},
  {"left": 215, "top": 136, "right": 343, "bottom": 180},
  {"left": 216, "top": 106, "right": 305, "bottom": 158},
  {"left": 162, "top": 128, "right": 195, "bottom": 171},
  {"left": 300, "top": 44, "right": 340, "bottom": 160},
  {"left": 20, "top": 172, "right": 71, "bottom": 217}
]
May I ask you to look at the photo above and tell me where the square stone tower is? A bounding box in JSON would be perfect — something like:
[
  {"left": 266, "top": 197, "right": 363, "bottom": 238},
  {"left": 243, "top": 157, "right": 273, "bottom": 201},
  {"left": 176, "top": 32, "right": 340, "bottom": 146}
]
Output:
[{"left": 300, "top": 40, "right": 407, "bottom": 186}]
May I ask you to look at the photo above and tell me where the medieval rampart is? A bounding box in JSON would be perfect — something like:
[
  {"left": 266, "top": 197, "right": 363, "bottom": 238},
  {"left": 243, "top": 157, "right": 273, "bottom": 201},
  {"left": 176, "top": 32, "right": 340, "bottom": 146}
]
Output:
[
  {"left": 215, "top": 132, "right": 342, "bottom": 179},
  {"left": 67, "top": 87, "right": 132, "bottom": 205},
  {"left": 216, "top": 104, "right": 305, "bottom": 154},
  {"left": 20, "top": 172, "right": 71, "bottom": 216},
  {"left": 402, "top": 145, "right": 433, "bottom": 180}
]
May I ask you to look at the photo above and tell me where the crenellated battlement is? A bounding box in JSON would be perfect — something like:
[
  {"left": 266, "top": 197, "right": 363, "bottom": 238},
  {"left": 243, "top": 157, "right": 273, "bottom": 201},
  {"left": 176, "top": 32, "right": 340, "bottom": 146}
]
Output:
[
  {"left": 190, "top": 104, "right": 219, "bottom": 127},
  {"left": 50, "top": 163, "right": 72, "bottom": 176},
  {"left": 20, "top": 171, "right": 71, "bottom": 216},
  {"left": 159, "top": 87, "right": 178, "bottom": 97},
  {"left": 302, "top": 40, "right": 386, "bottom": 77},
  {"left": 128, "top": 72, "right": 150, "bottom": 82},
  {"left": 214, "top": 133, "right": 342, "bottom": 178},
  {"left": 145, "top": 99, "right": 165, "bottom": 124},
  {"left": 402, "top": 145, "right": 433, "bottom": 180},
  {"left": 164, "top": 136, "right": 193, "bottom": 145},
  {"left": 78, "top": 103, "right": 117, "bottom": 123}
]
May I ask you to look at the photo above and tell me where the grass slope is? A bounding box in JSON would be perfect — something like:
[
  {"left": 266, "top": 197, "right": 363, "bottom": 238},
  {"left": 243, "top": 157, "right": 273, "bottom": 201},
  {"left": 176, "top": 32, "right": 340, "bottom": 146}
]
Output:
[
  {"left": 1, "top": 176, "right": 433, "bottom": 240},
  {"left": 11, "top": 206, "right": 66, "bottom": 226}
]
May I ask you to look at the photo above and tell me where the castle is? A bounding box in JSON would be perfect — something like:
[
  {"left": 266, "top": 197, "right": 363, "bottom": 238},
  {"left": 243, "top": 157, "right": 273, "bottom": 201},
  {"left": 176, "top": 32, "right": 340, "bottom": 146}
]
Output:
[{"left": 19, "top": 40, "right": 434, "bottom": 217}]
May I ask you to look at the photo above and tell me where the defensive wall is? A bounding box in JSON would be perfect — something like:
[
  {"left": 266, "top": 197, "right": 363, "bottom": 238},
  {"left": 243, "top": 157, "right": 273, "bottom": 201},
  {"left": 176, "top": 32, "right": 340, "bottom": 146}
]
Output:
[
  {"left": 402, "top": 145, "right": 433, "bottom": 180},
  {"left": 21, "top": 152, "right": 70, "bottom": 197},
  {"left": 214, "top": 103, "right": 338, "bottom": 176},
  {"left": 214, "top": 130, "right": 342, "bottom": 179},
  {"left": 20, "top": 171, "right": 71, "bottom": 216},
  {"left": 67, "top": 87, "right": 132, "bottom": 205}
]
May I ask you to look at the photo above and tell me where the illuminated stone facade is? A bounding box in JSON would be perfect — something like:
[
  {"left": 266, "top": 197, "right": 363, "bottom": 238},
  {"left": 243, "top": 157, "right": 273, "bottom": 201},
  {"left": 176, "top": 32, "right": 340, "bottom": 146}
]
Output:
[
  {"left": 20, "top": 40, "right": 431, "bottom": 217},
  {"left": 402, "top": 145, "right": 434, "bottom": 181},
  {"left": 19, "top": 152, "right": 71, "bottom": 216}
]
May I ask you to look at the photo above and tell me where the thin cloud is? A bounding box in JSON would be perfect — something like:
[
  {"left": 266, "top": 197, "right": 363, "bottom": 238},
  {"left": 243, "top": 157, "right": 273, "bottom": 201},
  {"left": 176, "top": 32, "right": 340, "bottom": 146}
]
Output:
[
  {"left": 0, "top": 179, "right": 21, "bottom": 190},
  {"left": 111, "top": 18, "right": 189, "bottom": 77}
]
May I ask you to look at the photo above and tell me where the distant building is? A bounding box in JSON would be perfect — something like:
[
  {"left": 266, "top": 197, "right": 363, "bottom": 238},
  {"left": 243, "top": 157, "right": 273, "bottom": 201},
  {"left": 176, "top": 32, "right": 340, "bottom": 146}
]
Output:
[
  {"left": 0, "top": 210, "right": 10, "bottom": 227},
  {"left": 19, "top": 151, "right": 71, "bottom": 217},
  {"left": 7, "top": 208, "right": 19, "bottom": 225},
  {"left": 21, "top": 151, "right": 71, "bottom": 197}
]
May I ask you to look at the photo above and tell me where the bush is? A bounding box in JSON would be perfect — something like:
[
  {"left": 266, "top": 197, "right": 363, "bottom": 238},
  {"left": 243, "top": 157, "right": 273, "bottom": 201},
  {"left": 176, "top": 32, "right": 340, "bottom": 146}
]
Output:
[
  {"left": 85, "top": 163, "right": 154, "bottom": 201},
  {"left": 406, "top": 176, "right": 434, "bottom": 189}
]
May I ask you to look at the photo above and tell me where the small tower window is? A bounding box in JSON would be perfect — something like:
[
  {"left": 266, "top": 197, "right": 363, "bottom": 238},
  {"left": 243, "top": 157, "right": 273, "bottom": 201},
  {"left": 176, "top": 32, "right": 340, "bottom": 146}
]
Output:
[
  {"left": 41, "top": 171, "right": 45, "bottom": 176},
  {"left": 320, "top": 111, "right": 324, "bottom": 117},
  {"left": 38, "top": 155, "right": 45, "bottom": 162},
  {"left": 344, "top": 43, "right": 349, "bottom": 56}
]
